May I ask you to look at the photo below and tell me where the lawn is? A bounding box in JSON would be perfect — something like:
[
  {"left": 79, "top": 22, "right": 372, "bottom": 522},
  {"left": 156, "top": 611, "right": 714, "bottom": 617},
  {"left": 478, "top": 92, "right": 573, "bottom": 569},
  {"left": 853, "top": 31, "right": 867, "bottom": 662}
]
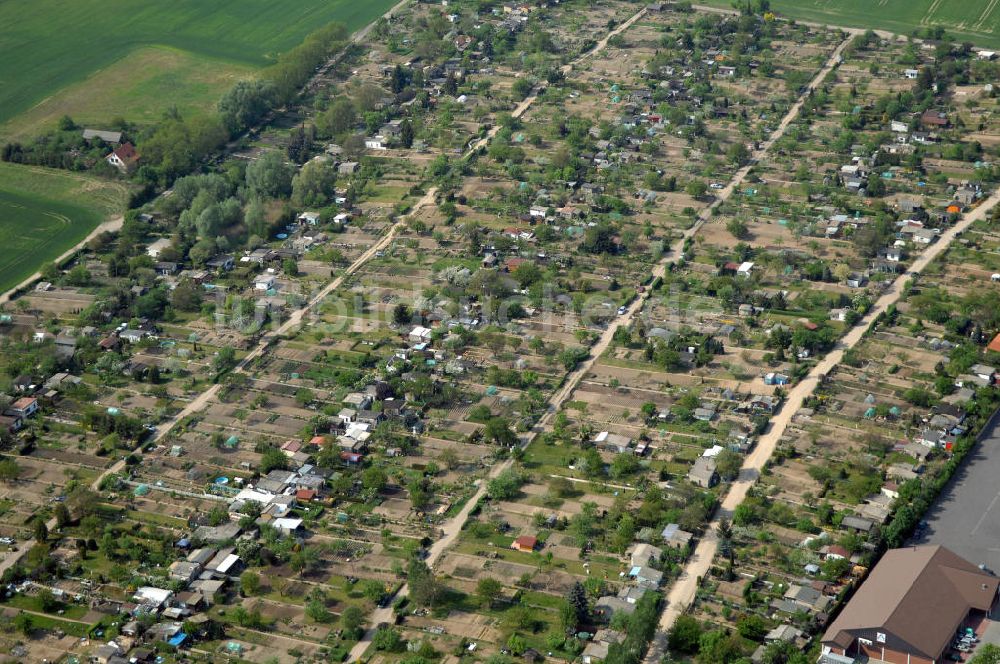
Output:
[
  {"left": 699, "top": 0, "right": 1000, "bottom": 45},
  {"left": 0, "top": 0, "right": 401, "bottom": 131},
  {"left": 0, "top": 162, "right": 128, "bottom": 294}
]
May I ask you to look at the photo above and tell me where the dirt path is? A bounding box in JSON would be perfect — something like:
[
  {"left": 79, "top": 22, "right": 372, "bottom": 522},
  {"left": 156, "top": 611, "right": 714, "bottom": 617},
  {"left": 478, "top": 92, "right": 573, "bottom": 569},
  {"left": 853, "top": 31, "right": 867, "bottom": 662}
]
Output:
[
  {"left": 1, "top": 0, "right": 412, "bottom": 306},
  {"left": 641, "top": 166, "right": 1000, "bottom": 664},
  {"left": 345, "top": 8, "right": 654, "bottom": 663},
  {"left": 349, "top": 17, "right": 862, "bottom": 664},
  {"left": 0, "top": 214, "right": 123, "bottom": 306},
  {"left": 466, "top": 8, "right": 647, "bottom": 155}
]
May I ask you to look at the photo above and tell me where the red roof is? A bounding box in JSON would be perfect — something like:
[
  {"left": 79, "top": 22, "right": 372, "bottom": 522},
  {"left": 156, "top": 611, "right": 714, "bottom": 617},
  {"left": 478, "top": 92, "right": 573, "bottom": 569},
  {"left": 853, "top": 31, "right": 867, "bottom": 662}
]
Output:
[
  {"left": 920, "top": 110, "right": 948, "bottom": 126},
  {"left": 281, "top": 440, "right": 301, "bottom": 452},
  {"left": 11, "top": 397, "right": 36, "bottom": 410},
  {"left": 826, "top": 544, "right": 851, "bottom": 558},
  {"left": 110, "top": 142, "right": 138, "bottom": 163},
  {"left": 513, "top": 535, "right": 538, "bottom": 550},
  {"left": 987, "top": 332, "right": 1000, "bottom": 354},
  {"left": 505, "top": 257, "right": 527, "bottom": 271},
  {"left": 340, "top": 451, "right": 363, "bottom": 463},
  {"left": 310, "top": 435, "right": 327, "bottom": 446},
  {"left": 295, "top": 489, "right": 317, "bottom": 501}
]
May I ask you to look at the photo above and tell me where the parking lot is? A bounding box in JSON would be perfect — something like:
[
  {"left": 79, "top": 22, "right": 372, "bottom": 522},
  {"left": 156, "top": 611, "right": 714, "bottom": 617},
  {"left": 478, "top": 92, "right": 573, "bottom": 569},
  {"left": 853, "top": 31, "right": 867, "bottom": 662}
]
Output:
[{"left": 911, "top": 410, "right": 1000, "bottom": 573}]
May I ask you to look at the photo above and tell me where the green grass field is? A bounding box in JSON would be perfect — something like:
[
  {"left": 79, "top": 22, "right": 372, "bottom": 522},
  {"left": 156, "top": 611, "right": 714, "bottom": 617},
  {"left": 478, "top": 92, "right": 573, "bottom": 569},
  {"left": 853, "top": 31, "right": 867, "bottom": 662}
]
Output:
[
  {"left": 0, "top": 163, "right": 128, "bottom": 294},
  {"left": 0, "top": 47, "right": 256, "bottom": 143},
  {"left": 700, "top": 0, "right": 1000, "bottom": 44},
  {"left": 0, "top": 0, "right": 399, "bottom": 133}
]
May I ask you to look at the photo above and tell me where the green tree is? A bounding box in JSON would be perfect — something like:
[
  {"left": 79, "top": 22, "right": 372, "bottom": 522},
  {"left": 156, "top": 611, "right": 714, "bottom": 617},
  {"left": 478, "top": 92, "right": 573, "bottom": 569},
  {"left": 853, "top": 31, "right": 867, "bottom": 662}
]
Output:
[
  {"left": 341, "top": 605, "right": 364, "bottom": 636},
  {"left": 714, "top": 450, "right": 743, "bottom": 481},
  {"left": 306, "top": 598, "right": 332, "bottom": 623},
  {"left": 566, "top": 581, "right": 589, "bottom": 625},
  {"left": 408, "top": 558, "right": 442, "bottom": 607},
  {"left": 393, "top": 303, "right": 412, "bottom": 326},
  {"left": 686, "top": 180, "right": 708, "bottom": 198},
  {"left": 245, "top": 150, "right": 293, "bottom": 198},
  {"left": 240, "top": 571, "right": 261, "bottom": 596},
  {"left": 476, "top": 577, "right": 503, "bottom": 608},
  {"left": 292, "top": 160, "right": 336, "bottom": 207},
  {"left": 54, "top": 503, "right": 71, "bottom": 528},
  {"left": 362, "top": 466, "right": 388, "bottom": 492},
  {"left": 512, "top": 78, "right": 533, "bottom": 100},
  {"left": 171, "top": 279, "right": 204, "bottom": 312},
  {"left": 400, "top": 119, "right": 415, "bottom": 148},
  {"left": 726, "top": 218, "right": 749, "bottom": 239},
  {"left": 0, "top": 458, "right": 20, "bottom": 482},
  {"left": 373, "top": 626, "right": 403, "bottom": 651},
  {"left": 484, "top": 417, "right": 517, "bottom": 446},
  {"left": 971, "top": 644, "right": 1000, "bottom": 664},
  {"left": 361, "top": 579, "right": 387, "bottom": 603},
  {"left": 317, "top": 98, "right": 357, "bottom": 137},
  {"left": 212, "top": 346, "right": 237, "bottom": 375},
  {"left": 610, "top": 453, "right": 639, "bottom": 479},
  {"left": 13, "top": 612, "right": 32, "bottom": 636},
  {"left": 486, "top": 468, "right": 525, "bottom": 500},
  {"left": 33, "top": 520, "right": 48, "bottom": 543},
  {"left": 219, "top": 79, "right": 276, "bottom": 134},
  {"left": 668, "top": 615, "right": 702, "bottom": 654},
  {"left": 259, "top": 446, "right": 289, "bottom": 473}
]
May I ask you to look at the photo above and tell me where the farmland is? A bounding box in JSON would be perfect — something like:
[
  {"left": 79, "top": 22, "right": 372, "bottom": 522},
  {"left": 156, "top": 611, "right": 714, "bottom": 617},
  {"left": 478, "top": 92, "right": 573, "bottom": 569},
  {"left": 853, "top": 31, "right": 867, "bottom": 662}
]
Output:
[
  {"left": 0, "top": 47, "right": 256, "bottom": 143},
  {"left": 0, "top": 163, "right": 127, "bottom": 294},
  {"left": 0, "top": 0, "right": 399, "bottom": 134},
  {"left": 2, "top": 0, "right": 1000, "bottom": 661},
  {"left": 700, "top": 0, "right": 1000, "bottom": 45}
]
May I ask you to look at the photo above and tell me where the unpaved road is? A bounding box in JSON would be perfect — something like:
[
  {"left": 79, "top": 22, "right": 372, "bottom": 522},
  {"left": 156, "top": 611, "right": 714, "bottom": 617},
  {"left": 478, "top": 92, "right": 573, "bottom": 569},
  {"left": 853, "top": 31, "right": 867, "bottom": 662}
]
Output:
[
  {"left": 0, "top": 213, "right": 124, "bottom": 306},
  {"left": 641, "top": 157, "right": 1000, "bottom": 664},
  {"left": 350, "top": 20, "right": 858, "bottom": 664}
]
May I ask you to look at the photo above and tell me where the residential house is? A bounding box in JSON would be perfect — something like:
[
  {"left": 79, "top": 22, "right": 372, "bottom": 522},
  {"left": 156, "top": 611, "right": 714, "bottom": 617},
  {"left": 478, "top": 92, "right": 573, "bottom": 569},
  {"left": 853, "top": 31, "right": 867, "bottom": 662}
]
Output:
[
  {"left": 254, "top": 274, "right": 276, "bottom": 291},
  {"left": 512, "top": 535, "right": 538, "bottom": 552},
  {"left": 594, "top": 431, "right": 632, "bottom": 454},
  {"left": 206, "top": 255, "right": 235, "bottom": 271},
  {"left": 582, "top": 630, "right": 623, "bottom": 664},
  {"left": 409, "top": 326, "right": 433, "bottom": 343},
  {"left": 297, "top": 211, "right": 321, "bottom": 225},
  {"left": 629, "top": 565, "right": 663, "bottom": 587},
  {"left": 628, "top": 543, "right": 662, "bottom": 568},
  {"left": 168, "top": 560, "right": 202, "bottom": 583},
  {"left": 920, "top": 110, "right": 949, "bottom": 129},
  {"left": 841, "top": 516, "right": 875, "bottom": 533},
  {"left": 763, "top": 372, "right": 789, "bottom": 386},
  {"left": 970, "top": 364, "right": 995, "bottom": 383},
  {"left": 955, "top": 186, "right": 979, "bottom": 206},
  {"left": 10, "top": 397, "right": 38, "bottom": 418},
  {"left": 106, "top": 143, "right": 139, "bottom": 172},
  {"left": 147, "top": 238, "right": 172, "bottom": 258},
  {"left": 688, "top": 456, "right": 718, "bottom": 488}
]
